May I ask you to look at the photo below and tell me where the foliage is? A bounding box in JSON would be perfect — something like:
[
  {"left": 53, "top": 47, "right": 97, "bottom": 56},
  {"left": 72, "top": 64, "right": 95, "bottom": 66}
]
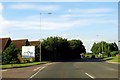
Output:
[
  {"left": 35, "top": 45, "right": 40, "bottom": 62},
  {"left": 41, "top": 36, "right": 86, "bottom": 61},
  {"left": 68, "top": 39, "right": 86, "bottom": 59},
  {"left": 2, "top": 43, "right": 20, "bottom": 64},
  {"left": 110, "top": 51, "right": 119, "bottom": 57},
  {"left": 91, "top": 41, "right": 118, "bottom": 57}
]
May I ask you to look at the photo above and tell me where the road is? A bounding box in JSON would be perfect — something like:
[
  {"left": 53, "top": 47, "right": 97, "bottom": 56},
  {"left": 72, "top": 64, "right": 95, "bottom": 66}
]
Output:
[{"left": 29, "top": 59, "right": 118, "bottom": 80}]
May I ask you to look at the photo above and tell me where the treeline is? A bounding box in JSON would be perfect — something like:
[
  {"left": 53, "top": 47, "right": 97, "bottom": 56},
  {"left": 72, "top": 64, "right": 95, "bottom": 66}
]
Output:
[
  {"left": 41, "top": 36, "right": 86, "bottom": 61},
  {"left": 91, "top": 41, "right": 119, "bottom": 57},
  {"left": 2, "top": 36, "right": 86, "bottom": 64}
]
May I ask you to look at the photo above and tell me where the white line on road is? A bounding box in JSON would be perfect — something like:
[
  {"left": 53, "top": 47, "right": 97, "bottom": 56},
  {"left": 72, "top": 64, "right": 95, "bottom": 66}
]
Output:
[
  {"left": 29, "top": 63, "right": 54, "bottom": 80},
  {"left": 85, "top": 72, "right": 95, "bottom": 79},
  {"left": 33, "top": 66, "right": 42, "bottom": 71},
  {"left": 1, "top": 70, "right": 7, "bottom": 72},
  {"left": 29, "top": 66, "right": 46, "bottom": 79},
  {"left": 33, "top": 63, "right": 54, "bottom": 71}
]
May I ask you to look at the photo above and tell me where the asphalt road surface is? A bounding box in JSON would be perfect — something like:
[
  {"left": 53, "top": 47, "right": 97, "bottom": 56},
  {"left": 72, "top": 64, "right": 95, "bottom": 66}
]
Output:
[{"left": 30, "top": 59, "right": 118, "bottom": 79}]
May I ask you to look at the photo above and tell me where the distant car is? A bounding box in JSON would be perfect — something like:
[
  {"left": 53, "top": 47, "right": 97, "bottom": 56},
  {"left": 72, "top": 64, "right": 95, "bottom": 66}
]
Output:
[{"left": 91, "top": 55, "right": 95, "bottom": 59}]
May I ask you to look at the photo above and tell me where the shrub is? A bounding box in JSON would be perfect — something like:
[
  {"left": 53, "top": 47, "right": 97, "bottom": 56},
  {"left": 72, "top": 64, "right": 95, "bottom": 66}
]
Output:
[
  {"left": 2, "top": 43, "right": 19, "bottom": 64},
  {"left": 91, "top": 54, "right": 95, "bottom": 59},
  {"left": 110, "top": 51, "right": 118, "bottom": 57}
]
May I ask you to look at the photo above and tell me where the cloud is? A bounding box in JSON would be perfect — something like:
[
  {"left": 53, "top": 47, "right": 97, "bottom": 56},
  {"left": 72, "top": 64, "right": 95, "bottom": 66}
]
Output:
[
  {"left": 7, "top": 14, "right": 117, "bottom": 31},
  {"left": 10, "top": 3, "right": 61, "bottom": 11},
  {"left": 61, "top": 14, "right": 116, "bottom": 18},
  {"left": 67, "top": 8, "right": 113, "bottom": 14},
  {"left": 0, "top": 3, "right": 10, "bottom": 34}
]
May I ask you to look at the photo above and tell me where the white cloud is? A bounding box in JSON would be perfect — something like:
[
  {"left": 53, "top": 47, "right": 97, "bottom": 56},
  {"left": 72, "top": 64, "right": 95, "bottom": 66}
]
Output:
[
  {"left": 67, "top": 8, "right": 113, "bottom": 14},
  {"left": 0, "top": 3, "right": 3, "bottom": 12},
  {"left": 6, "top": 14, "right": 117, "bottom": 31},
  {"left": 10, "top": 3, "right": 61, "bottom": 11},
  {"left": 0, "top": 3, "right": 10, "bottom": 34},
  {"left": 61, "top": 14, "right": 117, "bottom": 18}
]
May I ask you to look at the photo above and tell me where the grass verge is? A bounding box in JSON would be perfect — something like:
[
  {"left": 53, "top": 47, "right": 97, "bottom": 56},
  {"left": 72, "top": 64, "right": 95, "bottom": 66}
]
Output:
[
  {"left": 0, "top": 62, "right": 47, "bottom": 69},
  {"left": 103, "top": 56, "right": 119, "bottom": 63}
]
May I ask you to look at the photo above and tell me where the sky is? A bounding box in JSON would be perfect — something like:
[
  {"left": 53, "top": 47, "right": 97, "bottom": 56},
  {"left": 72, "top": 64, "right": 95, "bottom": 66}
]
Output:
[
  {"left": 1, "top": 0, "right": 119, "bottom": 2},
  {"left": 0, "top": 2, "right": 118, "bottom": 52}
]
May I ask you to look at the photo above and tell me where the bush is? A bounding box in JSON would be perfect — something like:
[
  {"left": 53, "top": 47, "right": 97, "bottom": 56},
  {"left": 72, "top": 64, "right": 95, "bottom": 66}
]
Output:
[
  {"left": 2, "top": 43, "right": 20, "bottom": 64},
  {"left": 91, "top": 54, "right": 95, "bottom": 59},
  {"left": 110, "top": 51, "right": 118, "bottom": 57},
  {"left": 17, "top": 54, "right": 24, "bottom": 63}
]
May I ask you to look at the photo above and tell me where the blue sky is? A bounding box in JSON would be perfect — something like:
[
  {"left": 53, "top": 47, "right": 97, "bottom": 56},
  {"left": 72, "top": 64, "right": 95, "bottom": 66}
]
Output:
[{"left": 0, "top": 2, "right": 118, "bottom": 52}]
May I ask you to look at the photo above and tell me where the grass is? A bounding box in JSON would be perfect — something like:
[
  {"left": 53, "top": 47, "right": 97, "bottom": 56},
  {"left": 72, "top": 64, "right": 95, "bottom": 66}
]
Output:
[
  {"left": 84, "top": 53, "right": 99, "bottom": 58},
  {"left": 0, "top": 62, "right": 47, "bottom": 69},
  {"left": 103, "top": 56, "right": 120, "bottom": 62},
  {"left": 85, "top": 53, "right": 120, "bottom": 63}
]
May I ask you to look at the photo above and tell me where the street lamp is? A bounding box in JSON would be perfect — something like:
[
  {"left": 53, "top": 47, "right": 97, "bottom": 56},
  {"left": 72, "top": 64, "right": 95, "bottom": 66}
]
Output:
[
  {"left": 39, "top": 12, "right": 52, "bottom": 62},
  {"left": 96, "top": 35, "right": 104, "bottom": 54},
  {"left": 96, "top": 34, "right": 105, "bottom": 58}
]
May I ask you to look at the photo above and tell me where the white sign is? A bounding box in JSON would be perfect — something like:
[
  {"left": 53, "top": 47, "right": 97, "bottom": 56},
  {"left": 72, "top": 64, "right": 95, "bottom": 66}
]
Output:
[{"left": 22, "top": 46, "right": 35, "bottom": 58}]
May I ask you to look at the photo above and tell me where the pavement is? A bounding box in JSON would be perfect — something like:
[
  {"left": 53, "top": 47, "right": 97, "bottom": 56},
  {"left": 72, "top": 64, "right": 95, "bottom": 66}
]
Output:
[
  {"left": 1, "top": 58, "right": 119, "bottom": 80},
  {"left": 1, "top": 63, "right": 53, "bottom": 79},
  {"left": 106, "top": 61, "right": 120, "bottom": 64}
]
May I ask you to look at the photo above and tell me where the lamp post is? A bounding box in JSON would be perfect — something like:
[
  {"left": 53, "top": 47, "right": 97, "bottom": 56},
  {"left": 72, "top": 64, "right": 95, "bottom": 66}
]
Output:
[
  {"left": 96, "top": 35, "right": 103, "bottom": 54},
  {"left": 96, "top": 34, "right": 104, "bottom": 58},
  {"left": 39, "top": 12, "right": 52, "bottom": 62}
]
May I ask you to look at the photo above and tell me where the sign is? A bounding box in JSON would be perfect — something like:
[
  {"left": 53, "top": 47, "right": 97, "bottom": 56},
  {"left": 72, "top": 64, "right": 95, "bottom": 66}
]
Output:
[{"left": 22, "top": 46, "right": 35, "bottom": 58}]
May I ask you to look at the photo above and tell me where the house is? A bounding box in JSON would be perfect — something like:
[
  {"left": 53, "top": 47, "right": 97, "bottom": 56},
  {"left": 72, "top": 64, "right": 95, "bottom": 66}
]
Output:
[
  {"left": 29, "top": 41, "right": 40, "bottom": 47},
  {"left": 29, "top": 41, "right": 40, "bottom": 61},
  {"left": 0, "top": 37, "right": 11, "bottom": 52},
  {"left": 12, "top": 39, "right": 29, "bottom": 49}
]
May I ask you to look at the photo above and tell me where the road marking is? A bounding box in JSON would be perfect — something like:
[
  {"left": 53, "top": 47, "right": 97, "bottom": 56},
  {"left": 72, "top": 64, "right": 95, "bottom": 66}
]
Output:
[
  {"left": 29, "top": 66, "right": 46, "bottom": 79},
  {"left": 33, "top": 63, "right": 54, "bottom": 71},
  {"left": 101, "top": 65, "right": 118, "bottom": 71},
  {"left": 85, "top": 72, "right": 95, "bottom": 79},
  {"left": 33, "top": 66, "right": 42, "bottom": 71},
  {"left": 1, "top": 70, "right": 7, "bottom": 72},
  {"left": 29, "top": 63, "right": 54, "bottom": 80}
]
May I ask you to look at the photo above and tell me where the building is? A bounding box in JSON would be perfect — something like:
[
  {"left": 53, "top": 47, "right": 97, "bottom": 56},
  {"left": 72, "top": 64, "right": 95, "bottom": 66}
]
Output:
[
  {"left": 29, "top": 41, "right": 40, "bottom": 61},
  {"left": 29, "top": 41, "right": 40, "bottom": 47},
  {"left": 0, "top": 37, "right": 11, "bottom": 53},
  {"left": 12, "top": 39, "right": 29, "bottom": 49}
]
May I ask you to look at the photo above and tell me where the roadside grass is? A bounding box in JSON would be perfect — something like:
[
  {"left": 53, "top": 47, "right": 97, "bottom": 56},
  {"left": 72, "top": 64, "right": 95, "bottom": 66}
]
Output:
[
  {"left": 103, "top": 56, "right": 119, "bottom": 62},
  {"left": 84, "top": 53, "right": 92, "bottom": 58},
  {"left": 85, "top": 53, "right": 119, "bottom": 63},
  {"left": 84, "top": 53, "right": 98, "bottom": 58},
  {"left": 0, "top": 62, "right": 47, "bottom": 69}
]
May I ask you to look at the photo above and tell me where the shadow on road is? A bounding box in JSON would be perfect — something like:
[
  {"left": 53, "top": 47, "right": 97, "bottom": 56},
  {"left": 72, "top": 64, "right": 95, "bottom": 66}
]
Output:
[{"left": 55, "top": 58, "right": 106, "bottom": 62}]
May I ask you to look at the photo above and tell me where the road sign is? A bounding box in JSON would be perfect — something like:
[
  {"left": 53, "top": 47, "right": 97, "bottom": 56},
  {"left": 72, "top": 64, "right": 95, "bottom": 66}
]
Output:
[{"left": 22, "top": 46, "right": 35, "bottom": 58}]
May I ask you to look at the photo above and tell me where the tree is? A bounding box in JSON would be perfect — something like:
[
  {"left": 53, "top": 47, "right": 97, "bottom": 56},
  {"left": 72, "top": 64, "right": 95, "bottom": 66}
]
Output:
[
  {"left": 41, "top": 36, "right": 86, "bottom": 61},
  {"left": 35, "top": 45, "right": 40, "bottom": 62},
  {"left": 41, "top": 36, "right": 69, "bottom": 61},
  {"left": 91, "top": 41, "right": 118, "bottom": 57},
  {"left": 2, "top": 43, "right": 19, "bottom": 64},
  {"left": 68, "top": 39, "right": 86, "bottom": 59},
  {"left": 91, "top": 42, "right": 98, "bottom": 54},
  {"left": 113, "top": 42, "right": 118, "bottom": 51}
]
